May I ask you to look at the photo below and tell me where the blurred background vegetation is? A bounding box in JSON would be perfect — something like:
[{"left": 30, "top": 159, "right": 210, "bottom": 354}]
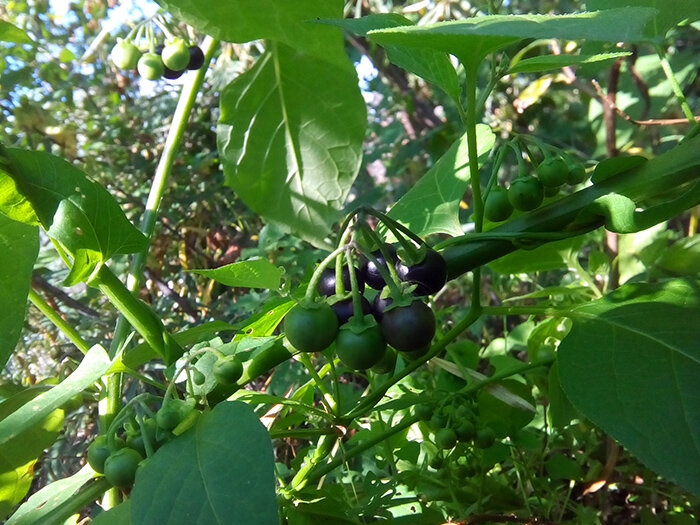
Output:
[{"left": 1, "top": 0, "right": 698, "bottom": 522}]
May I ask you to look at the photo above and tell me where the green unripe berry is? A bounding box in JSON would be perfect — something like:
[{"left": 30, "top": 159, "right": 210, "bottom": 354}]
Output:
[
  {"left": 508, "top": 176, "right": 544, "bottom": 211},
  {"left": 111, "top": 39, "right": 141, "bottom": 70},
  {"left": 536, "top": 157, "right": 568, "bottom": 187},
  {"left": 213, "top": 355, "right": 243, "bottom": 385},
  {"left": 475, "top": 427, "right": 496, "bottom": 449},
  {"left": 435, "top": 428, "right": 458, "bottom": 450},
  {"left": 161, "top": 39, "right": 190, "bottom": 71},
  {"left": 484, "top": 185, "right": 514, "bottom": 222},
  {"left": 137, "top": 53, "right": 164, "bottom": 80},
  {"left": 566, "top": 161, "right": 588, "bottom": 185}
]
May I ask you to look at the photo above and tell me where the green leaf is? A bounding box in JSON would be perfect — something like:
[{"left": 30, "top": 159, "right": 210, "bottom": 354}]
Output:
[
  {"left": 130, "top": 401, "right": 278, "bottom": 525},
  {"left": 587, "top": 0, "right": 700, "bottom": 42},
  {"left": 509, "top": 51, "right": 631, "bottom": 74},
  {"left": 0, "top": 214, "right": 38, "bottom": 368},
  {"left": 385, "top": 125, "right": 495, "bottom": 238},
  {"left": 188, "top": 258, "right": 282, "bottom": 290},
  {"left": 6, "top": 465, "right": 97, "bottom": 525},
  {"left": 656, "top": 235, "right": 700, "bottom": 276},
  {"left": 0, "top": 20, "right": 33, "bottom": 45},
  {"left": 155, "top": 0, "right": 349, "bottom": 64},
  {"left": 0, "top": 346, "right": 111, "bottom": 449},
  {"left": 91, "top": 500, "right": 131, "bottom": 525},
  {"left": 1, "top": 148, "right": 147, "bottom": 285},
  {"left": 558, "top": 279, "right": 700, "bottom": 496},
  {"left": 488, "top": 236, "right": 585, "bottom": 274},
  {"left": 367, "top": 9, "right": 657, "bottom": 72},
  {"left": 320, "top": 14, "right": 460, "bottom": 102},
  {"left": 218, "top": 43, "right": 365, "bottom": 248},
  {"left": 0, "top": 388, "right": 64, "bottom": 521}
]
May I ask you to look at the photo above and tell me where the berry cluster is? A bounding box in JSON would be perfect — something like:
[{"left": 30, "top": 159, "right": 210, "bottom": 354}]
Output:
[
  {"left": 485, "top": 147, "right": 589, "bottom": 223},
  {"left": 111, "top": 38, "right": 205, "bottom": 81},
  {"left": 284, "top": 217, "right": 448, "bottom": 372}
]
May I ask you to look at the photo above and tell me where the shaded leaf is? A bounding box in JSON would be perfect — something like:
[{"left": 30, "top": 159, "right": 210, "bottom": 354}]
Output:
[
  {"left": 218, "top": 44, "right": 365, "bottom": 248},
  {"left": 488, "top": 236, "right": 585, "bottom": 274},
  {"left": 385, "top": 125, "right": 495, "bottom": 238},
  {"left": 189, "top": 258, "right": 282, "bottom": 290},
  {"left": 131, "top": 401, "right": 278, "bottom": 524},
  {"left": 558, "top": 279, "right": 700, "bottom": 496},
  {"left": 0, "top": 213, "right": 38, "bottom": 368}
]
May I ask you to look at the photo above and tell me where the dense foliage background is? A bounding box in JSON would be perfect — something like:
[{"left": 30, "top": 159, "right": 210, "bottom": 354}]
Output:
[{"left": 1, "top": 0, "right": 699, "bottom": 523}]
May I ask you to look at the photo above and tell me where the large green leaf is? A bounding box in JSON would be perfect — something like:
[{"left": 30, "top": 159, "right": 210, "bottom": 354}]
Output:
[
  {"left": 1, "top": 148, "right": 147, "bottom": 284},
  {"left": 188, "top": 258, "right": 282, "bottom": 290},
  {"left": 156, "top": 0, "right": 348, "bottom": 64},
  {"left": 130, "top": 401, "right": 278, "bottom": 524},
  {"left": 218, "top": 43, "right": 365, "bottom": 248},
  {"left": 587, "top": 0, "right": 700, "bottom": 42},
  {"left": 0, "top": 346, "right": 111, "bottom": 449},
  {"left": 91, "top": 501, "right": 132, "bottom": 525},
  {"left": 558, "top": 279, "right": 700, "bottom": 496},
  {"left": 0, "top": 388, "right": 64, "bottom": 521},
  {"left": 321, "top": 14, "right": 460, "bottom": 102},
  {"left": 6, "top": 465, "right": 101, "bottom": 525},
  {"left": 0, "top": 213, "right": 38, "bottom": 368},
  {"left": 367, "top": 9, "right": 657, "bottom": 72},
  {"left": 385, "top": 125, "right": 495, "bottom": 238},
  {"left": 0, "top": 20, "right": 33, "bottom": 45}
]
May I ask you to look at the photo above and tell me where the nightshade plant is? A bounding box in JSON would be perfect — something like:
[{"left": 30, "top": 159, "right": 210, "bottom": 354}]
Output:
[{"left": 0, "top": 1, "right": 699, "bottom": 524}]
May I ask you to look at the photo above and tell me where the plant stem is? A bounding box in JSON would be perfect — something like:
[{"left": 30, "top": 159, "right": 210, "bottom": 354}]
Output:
[
  {"left": 304, "top": 415, "right": 420, "bottom": 486},
  {"left": 343, "top": 304, "right": 482, "bottom": 421},
  {"left": 298, "top": 353, "right": 337, "bottom": 414},
  {"left": 28, "top": 289, "right": 91, "bottom": 354},
  {"left": 110, "top": 35, "right": 219, "bottom": 353},
  {"left": 656, "top": 46, "right": 696, "bottom": 124}
]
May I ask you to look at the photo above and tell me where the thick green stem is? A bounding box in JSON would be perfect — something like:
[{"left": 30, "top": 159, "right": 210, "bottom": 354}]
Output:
[{"left": 28, "top": 289, "right": 91, "bottom": 354}]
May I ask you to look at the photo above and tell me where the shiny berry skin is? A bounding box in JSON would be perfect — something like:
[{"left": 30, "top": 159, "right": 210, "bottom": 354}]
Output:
[
  {"left": 331, "top": 296, "right": 372, "bottom": 325},
  {"left": 317, "top": 266, "right": 365, "bottom": 296},
  {"left": 187, "top": 45, "right": 205, "bottom": 70},
  {"left": 395, "top": 248, "right": 447, "bottom": 296},
  {"left": 335, "top": 324, "right": 387, "bottom": 371},
  {"left": 371, "top": 293, "right": 393, "bottom": 322},
  {"left": 380, "top": 300, "right": 435, "bottom": 352},
  {"left": 284, "top": 303, "right": 339, "bottom": 352},
  {"left": 365, "top": 246, "right": 396, "bottom": 290}
]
